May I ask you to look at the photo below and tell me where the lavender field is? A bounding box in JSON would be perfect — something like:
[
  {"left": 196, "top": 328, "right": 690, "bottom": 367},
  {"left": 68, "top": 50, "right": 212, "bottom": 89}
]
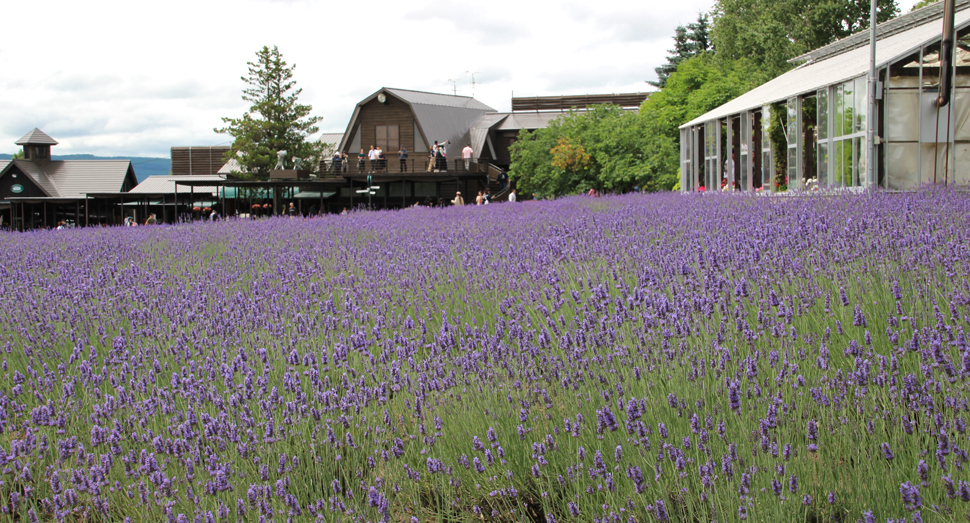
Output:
[{"left": 1, "top": 190, "right": 969, "bottom": 523}]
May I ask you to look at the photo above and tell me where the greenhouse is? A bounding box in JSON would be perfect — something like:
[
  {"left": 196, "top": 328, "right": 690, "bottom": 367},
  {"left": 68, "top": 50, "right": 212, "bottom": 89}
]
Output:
[{"left": 679, "top": 0, "right": 970, "bottom": 192}]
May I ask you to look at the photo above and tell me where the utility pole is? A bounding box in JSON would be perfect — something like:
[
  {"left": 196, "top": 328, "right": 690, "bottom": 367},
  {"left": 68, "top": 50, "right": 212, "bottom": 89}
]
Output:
[
  {"left": 867, "top": 0, "right": 877, "bottom": 188},
  {"left": 466, "top": 71, "right": 480, "bottom": 98}
]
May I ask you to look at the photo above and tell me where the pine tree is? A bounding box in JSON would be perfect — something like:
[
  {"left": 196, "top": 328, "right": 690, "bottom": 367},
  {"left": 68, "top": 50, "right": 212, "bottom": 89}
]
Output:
[
  {"left": 650, "top": 26, "right": 691, "bottom": 89},
  {"left": 215, "top": 46, "right": 324, "bottom": 179},
  {"left": 650, "top": 14, "right": 713, "bottom": 89},
  {"left": 686, "top": 14, "right": 712, "bottom": 55}
]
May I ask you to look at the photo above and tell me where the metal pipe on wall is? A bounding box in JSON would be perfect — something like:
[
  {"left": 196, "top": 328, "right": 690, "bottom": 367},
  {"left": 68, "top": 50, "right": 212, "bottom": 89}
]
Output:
[{"left": 937, "top": 0, "right": 956, "bottom": 108}]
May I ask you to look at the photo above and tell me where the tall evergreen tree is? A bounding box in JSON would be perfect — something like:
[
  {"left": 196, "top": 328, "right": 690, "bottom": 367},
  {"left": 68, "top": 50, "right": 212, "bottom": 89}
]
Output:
[
  {"left": 650, "top": 14, "right": 713, "bottom": 89},
  {"left": 215, "top": 46, "right": 324, "bottom": 179},
  {"left": 650, "top": 26, "right": 691, "bottom": 89},
  {"left": 686, "top": 14, "right": 713, "bottom": 55}
]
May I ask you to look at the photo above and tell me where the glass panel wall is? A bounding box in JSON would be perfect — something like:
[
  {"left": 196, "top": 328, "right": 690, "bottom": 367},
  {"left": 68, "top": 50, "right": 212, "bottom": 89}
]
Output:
[
  {"left": 786, "top": 98, "right": 798, "bottom": 189},
  {"left": 740, "top": 112, "right": 750, "bottom": 191},
  {"left": 883, "top": 27, "right": 970, "bottom": 189},
  {"left": 762, "top": 105, "right": 773, "bottom": 191}
]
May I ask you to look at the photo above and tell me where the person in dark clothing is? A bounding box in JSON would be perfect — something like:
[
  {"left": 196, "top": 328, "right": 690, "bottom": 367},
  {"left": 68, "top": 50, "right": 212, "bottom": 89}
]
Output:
[
  {"left": 331, "top": 152, "right": 342, "bottom": 174},
  {"left": 399, "top": 146, "right": 408, "bottom": 172}
]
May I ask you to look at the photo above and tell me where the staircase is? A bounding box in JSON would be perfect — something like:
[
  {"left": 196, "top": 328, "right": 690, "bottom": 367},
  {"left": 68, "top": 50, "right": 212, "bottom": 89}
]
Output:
[{"left": 486, "top": 164, "right": 512, "bottom": 202}]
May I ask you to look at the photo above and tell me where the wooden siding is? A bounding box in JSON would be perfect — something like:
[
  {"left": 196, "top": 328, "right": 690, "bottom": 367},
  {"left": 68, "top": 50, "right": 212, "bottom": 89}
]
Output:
[
  {"left": 511, "top": 93, "right": 650, "bottom": 112},
  {"left": 171, "top": 147, "right": 231, "bottom": 175},
  {"left": 351, "top": 97, "right": 423, "bottom": 155},
  {"left": 0, "top": 166, "right": 46, "bottom": 198},
  {"left": 490, "top": 130, "right": 520, "bottom": 167}
]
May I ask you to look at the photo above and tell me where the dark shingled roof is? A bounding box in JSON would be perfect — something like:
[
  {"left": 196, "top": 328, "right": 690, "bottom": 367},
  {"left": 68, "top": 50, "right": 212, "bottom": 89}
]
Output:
[
  {"left": 15, "top": 128, "right": 59, "bottom": 146},
  {"left": 1, "top": 159, "right": 135, "bottom": 197}
]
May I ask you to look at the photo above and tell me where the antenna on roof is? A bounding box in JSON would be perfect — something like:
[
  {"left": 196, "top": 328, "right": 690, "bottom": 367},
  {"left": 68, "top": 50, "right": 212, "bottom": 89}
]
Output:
[
  {"left": 447, "top": 79, "right": 459, "bottom": 96},
  {"left": 466, "top": 71, "right": 480, "bottom": 98}
]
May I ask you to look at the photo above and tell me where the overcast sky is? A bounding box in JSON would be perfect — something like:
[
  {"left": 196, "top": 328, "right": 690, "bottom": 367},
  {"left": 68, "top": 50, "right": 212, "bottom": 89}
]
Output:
[{"left": 1, "top": 0, "right": 921, "bottom": 158}]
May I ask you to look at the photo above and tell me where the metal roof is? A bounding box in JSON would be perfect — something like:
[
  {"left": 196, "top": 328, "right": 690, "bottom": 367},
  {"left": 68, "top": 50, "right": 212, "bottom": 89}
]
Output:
[
  {"left": 318, "top": 133, "right": 344, "bottom": 146},
  {"left": 15, "top": 128, "right": 58, "bottom": 146},
  {"left": 470, "top": 114, "right": 509, "bottom": 159},
  {"left": 495, "top": 112, "right": 567, "bottom": 130},
  {"left": 217, "top": 157, "right": 245, "bottom": 175},
  {"left": 384, "top": 88, "right": 495, "bottom": 110},
  {"left": 49, "top": 161, "right": 134, "bottom": 197},
  {"left": 681, "top": 6, "right": 970, "bottom": 129},
  {"left": 411, "top": 103, "right": 493, "bottom": 155},
  {"left": 12, "top": 160, "right": 62, "bottom": 196},
  {"left": 129, "top": 175, "right": 225, "bottom": 195},
  {"left": 2, "top": 159, "right": 134, "bottom": 197}
]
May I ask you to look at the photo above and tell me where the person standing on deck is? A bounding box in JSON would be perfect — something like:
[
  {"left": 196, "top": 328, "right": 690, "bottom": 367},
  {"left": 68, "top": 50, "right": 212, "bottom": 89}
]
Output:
[
  {"left": 368, "top": 145, "right": 378, "bottom": 172},
  {"left": 358, "top": 149, "right": 366, "bottom": 172},
  {"left": 430, "top": 141, "right": 439, "bottom": 172},
  {"left": 436, "top": 140, "right": 450, "bottom": 171},
  {"left": 462, "top": 145, "right": 473, "bottom": 171},
  {"left": 399, "top": 146, "right": 408, "bottom": 172},
  {"left": 509, "top": 189, "right": 517, "bottom": 202}
]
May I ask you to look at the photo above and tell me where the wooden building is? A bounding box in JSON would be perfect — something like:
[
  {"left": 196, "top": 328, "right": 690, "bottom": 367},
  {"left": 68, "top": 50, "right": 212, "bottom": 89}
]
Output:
[
  {"left": 170, "top": 146, "right": 231, "bottom": 175},
  {"left": 0, "top": 129, "right": 138, "bottom": 230}
]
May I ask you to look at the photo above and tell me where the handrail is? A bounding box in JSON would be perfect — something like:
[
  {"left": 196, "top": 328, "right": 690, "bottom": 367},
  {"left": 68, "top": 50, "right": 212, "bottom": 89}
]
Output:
[
  {"left": 487, "top": 164, "right": 512, "bottom": 202},
  {"left": 316, "top": 157, "right": 488, "bottom": 177}
]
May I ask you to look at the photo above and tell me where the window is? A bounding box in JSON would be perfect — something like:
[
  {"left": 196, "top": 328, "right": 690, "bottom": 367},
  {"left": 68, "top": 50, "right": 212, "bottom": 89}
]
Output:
[
  {"left": 414, "top": 182, "right": 436, "bottom": 197},
  {"left": 375, "top": 125, "right": 399, "bottom": 153}
]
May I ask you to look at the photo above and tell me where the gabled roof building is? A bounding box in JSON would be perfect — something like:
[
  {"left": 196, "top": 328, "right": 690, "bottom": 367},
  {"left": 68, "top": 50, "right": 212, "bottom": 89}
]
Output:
[
  {"left": 339, "top": 88, "right": 497, "bottom": 157},
  {"left": 679, "top": 0, "right": 970, "bottom": 192},
  {"left": 0, "top": 128, "right": 138, "bottom": 229}
]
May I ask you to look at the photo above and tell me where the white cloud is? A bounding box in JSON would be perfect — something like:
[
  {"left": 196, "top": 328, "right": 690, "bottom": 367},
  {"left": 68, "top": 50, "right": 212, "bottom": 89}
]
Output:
[{"left": 6, "top": 0, "right": 856, "bottom": 158}]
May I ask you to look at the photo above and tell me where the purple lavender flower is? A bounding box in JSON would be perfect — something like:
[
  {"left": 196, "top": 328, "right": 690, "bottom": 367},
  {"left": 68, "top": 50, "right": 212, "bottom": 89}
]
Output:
[{"left": 881, "top": 442, "right": 894, "bottom": 461}]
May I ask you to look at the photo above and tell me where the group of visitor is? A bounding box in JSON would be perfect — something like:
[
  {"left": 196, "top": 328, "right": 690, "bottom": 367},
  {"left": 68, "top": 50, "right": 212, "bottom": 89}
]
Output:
[
  {"left": 448, "top": 188, "right": 516, "bottom": 206},
  {"left": 339, "top": 142, "right": 481, "bottom": 174}
]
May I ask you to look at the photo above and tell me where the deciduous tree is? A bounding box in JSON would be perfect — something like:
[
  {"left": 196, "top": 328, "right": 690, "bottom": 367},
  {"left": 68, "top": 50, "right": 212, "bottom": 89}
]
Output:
[{"left": 711, "top": 0, "right": 899, "bottom": 78}]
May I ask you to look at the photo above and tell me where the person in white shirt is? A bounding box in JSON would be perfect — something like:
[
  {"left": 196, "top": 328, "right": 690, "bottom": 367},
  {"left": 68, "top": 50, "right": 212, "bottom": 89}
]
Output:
[
  {"left": 462, "top": 145, "right": 473, "bottom": 171},
  {"left": 436, "top": 140, "right": 450, "bottom": 171},
  {"left": 368, "top": 145, "right": 378, "bottom": 172},
  {"left": 508, "top": 189, "right": 517, "bottom": 202}
]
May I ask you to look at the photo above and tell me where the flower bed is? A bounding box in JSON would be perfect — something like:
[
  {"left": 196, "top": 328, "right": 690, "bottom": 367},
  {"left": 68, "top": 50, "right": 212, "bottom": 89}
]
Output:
[{"left": 0, "top": 190, "right": 967, "bottom": 522}]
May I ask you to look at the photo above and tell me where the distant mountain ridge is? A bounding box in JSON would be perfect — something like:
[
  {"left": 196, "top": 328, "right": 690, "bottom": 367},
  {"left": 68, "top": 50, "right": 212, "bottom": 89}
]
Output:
[{"left": 0, "top": 154, "right": 169, "bottom": 182}]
